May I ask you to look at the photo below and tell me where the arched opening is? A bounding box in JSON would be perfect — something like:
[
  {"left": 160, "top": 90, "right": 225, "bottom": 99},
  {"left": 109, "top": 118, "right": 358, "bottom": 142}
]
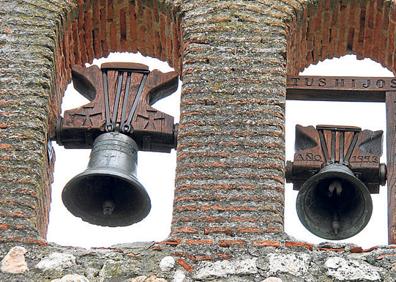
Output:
[
  {"left": 285, "top": 55, "right": 392, "bottom": 247},
  {"left": 48, "top": 52, "right": 180, "bottom": 247},
  {"left": 286, "top": 0, "right": 396, "bottom": 245},
  {"left": 44, "top": 0, "right": 182, "bottom": 244}
]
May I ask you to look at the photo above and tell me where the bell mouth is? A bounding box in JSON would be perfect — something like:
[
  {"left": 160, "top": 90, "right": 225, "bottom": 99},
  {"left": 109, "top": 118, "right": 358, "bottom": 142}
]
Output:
[
  {"left": 296, "top": 164, "right": 372, "bottom": 240},
  {"left": 62, "top": 169, "right": 151, "bottom": 227}
]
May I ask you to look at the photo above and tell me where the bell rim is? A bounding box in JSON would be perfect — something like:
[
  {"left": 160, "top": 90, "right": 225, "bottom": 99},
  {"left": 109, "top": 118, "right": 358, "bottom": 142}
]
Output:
[
  {"left": 296, "top": 164, "right": 373, "bottom": 240},
  {"left": 62, "top": 168, "right": 151, "bottom": 227}
]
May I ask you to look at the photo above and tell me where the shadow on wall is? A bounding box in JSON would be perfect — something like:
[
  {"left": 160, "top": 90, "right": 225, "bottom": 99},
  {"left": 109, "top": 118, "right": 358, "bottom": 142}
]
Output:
[
  {"left": 48, "top": 52, "right": 181, "bottom": 248},
  {"left": 285, "top": 55, "right": 392, "bottom": 247}
]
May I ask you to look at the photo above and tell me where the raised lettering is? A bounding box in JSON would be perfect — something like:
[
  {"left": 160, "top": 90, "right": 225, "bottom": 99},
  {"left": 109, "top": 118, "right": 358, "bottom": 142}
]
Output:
[
  {"left": 376, "top": 79, "right": 385, "bottom": 88},
  {"left": 318, "top": 78, "right": 326, "bottom": 87},
  {"left": 335, "top": 79, "right": 345, "bottom": 87},
  {"left": 305, "top": 78, "right": 314, "bottom": 86},
  {"left": 362, "top": 79, "right": 371, "bottom": 88},
  {"left": 350, "top": 155, "right": 379, "bottom": 163},
  {"left": 391, "top": 79, "right": 396, "bottom": 88},
  {"left": 351, "top": 79, "right": 356, "bottom": 88},
  {"left": 296, "top": 154, "right": 304, "bottom": 161}
]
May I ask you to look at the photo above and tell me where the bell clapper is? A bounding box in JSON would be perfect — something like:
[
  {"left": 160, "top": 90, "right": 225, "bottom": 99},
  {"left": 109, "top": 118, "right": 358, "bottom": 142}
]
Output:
[
  {"left": 102, "top": 200, "right": 115, "bottom": 215},
  {"left": 328, "top": 180, "right": 343, "bottom": 197},
  {"left": 332, "top": 213, "right": 340, "bottom": 235},
  {"left": 328, "top": 180, "right": 342, "bottom": 235}
]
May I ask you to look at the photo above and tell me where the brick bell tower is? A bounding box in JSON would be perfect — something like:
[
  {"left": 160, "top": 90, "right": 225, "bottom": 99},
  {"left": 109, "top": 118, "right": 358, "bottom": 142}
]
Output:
[{"left": 1, "top": 0, "right": 396, "bottom": 281}]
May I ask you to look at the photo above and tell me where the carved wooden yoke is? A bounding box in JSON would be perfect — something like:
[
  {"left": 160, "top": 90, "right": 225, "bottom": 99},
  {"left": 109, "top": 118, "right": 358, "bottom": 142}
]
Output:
[
  {"left": 287, "top": 75, "right": 396, "bottom": 244},
  {"left": 56, "top": 62, "right": 179, "bottom": 153},
  {"left": 286, "top": 125, "right": 386, "bottom": 193}
]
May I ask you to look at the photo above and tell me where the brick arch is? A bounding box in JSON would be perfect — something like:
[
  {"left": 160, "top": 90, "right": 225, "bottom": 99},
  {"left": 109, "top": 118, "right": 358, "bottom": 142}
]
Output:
[
  {"left": 287, "top": 0, "right": 396, "bottom": 75},
  {"left": 50, "top": 0, "right": 182, "bottom": 132}
]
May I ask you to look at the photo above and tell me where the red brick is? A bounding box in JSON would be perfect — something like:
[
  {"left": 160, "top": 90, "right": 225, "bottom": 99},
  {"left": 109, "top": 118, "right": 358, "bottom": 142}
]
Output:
[
  {"left": 0, "top": 99, "right": 12, "bottom": 106},
  {"left": 72, "top": 21, "right": 81, "bottom": 65},
  {"left": 159, "top": 13, "right": 167, "bottom": 61},
  {"left": 219, "top": 240, "right": 246, "bottom": 247},
  {"left": 152, "top": 6, "right": 161, "bottom": 59},
  {"left": 128, "top": 4, "right": 137, "bottom": 53},
  {"left": 0, "top": 236, "right": 47, "bottom": 246},
  {"left": 144, "top": 7, "right": 154, "bottom": 56},
  {"left": 266, "top": 227, "right": 283, "bottom": 234},
  {"left": 285, "top": 241, "right": 313, "bottom": 251},
  {"left": 176, "top": 183, "right": 257, "bottom": 192},
  {"left": 363, "top": 246, "right": 379, "bottom": 252},
  {"left": 110, "top": 21, "right": 117, "bottom": 52},
  {"left": 350, "top": 246, "right": 364, "bottom": 253},
  {"left": 84, "top": 9, "right": 94, "bottom": 62},
  {"left": 174, "top": 204, "right": 260, "bottom": 212},
  {"left": 172, "top": 216, "right": 225, "bottom": 223},
  {"left": 230, "top": 216, "right": 257, "bottom": 223},
  {"left": 237, "top": 227, "right": 263, "bottom": 234},
  {"left": 317, "top": 247, "right": 344, "bottom": 253},
  {"left": 217, "top": 253, "right": 233, "bottom": 260},
  {"left": 157, "top": 239, "right": 181, "bottom": 246},
  {"left": 185, "top": 239, "right": 214, "bottom": 245},
  {"left": 166, "top": 16, "right": 173, "bottom": 65},
  {"left": 119, "top": 8, "right": 127, "bottom": 51},
  {"left": 0, "top": 144, "right": 12, "bottom": 150},
  {"left": 151, "top": 245, "right": 162, "bottom": 251},
  {"left": 253, "top": 240, "right": 281, "bottom": 248},
  {"left": 192, "top": 255, "right": 213, "bottom": 261},
  {"left": 204, "top": 227, "right": 234, "bottom": 236},
  {"left": 14, "top": 224, "right": 29, "bottom": 230},
  {"left": 177, "top": 258, "right": 193, "bottom": 272},
  {"left": 173, "top": 226, "right": 198, "bottom": 234},
  {"left": 99, "top": 0, "right": 108, "bottom": 54}
]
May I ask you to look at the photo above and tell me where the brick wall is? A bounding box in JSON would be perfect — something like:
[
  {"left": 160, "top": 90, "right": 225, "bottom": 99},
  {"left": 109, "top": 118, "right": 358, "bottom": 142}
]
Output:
[
  {"left": 1, "top": 0, "right": 396, "bottom": 250},
  {"left": 2, "top": 0, "right": 396, "bottom": 281},
  {"left": 288, "top": 0, "right": 396, "bottom": 75},
  {"left": 0, "top": 0, "right": 181, "bottom": 244},
  {"left": 170, "top": 0, "right": 291, "bottom": 254}
]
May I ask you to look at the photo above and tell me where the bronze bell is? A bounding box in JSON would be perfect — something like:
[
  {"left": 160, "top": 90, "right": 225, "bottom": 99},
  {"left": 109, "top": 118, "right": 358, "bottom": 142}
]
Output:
[
  {"left": 62, "top": 132, "right": 151, "bottom": 227},
  {"left": 55, "top": 63, "right": 179, "bottom": 227},
  {"left": 296, "top": 163, "right": 372, "bottom": 240},
  {"left": 286, "top": 125, "right": 386, "bottom": 240}
]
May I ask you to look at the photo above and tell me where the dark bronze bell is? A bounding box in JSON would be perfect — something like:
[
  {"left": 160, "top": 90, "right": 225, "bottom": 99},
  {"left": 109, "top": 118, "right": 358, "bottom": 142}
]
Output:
[
  {"left": 62, "top": 132, "right": 151, "bottom": 227},
  {"left": 287, "top": 125, "right": 386, "bottom": 240},
  {"left": 296, "top": 163, "right": 372, "bottom": 240}
]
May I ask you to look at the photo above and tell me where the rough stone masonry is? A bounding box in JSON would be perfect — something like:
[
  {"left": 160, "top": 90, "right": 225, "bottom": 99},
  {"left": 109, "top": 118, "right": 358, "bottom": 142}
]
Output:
[{"left": 0, "top": 0, "right": 396, "bottom": 281}]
